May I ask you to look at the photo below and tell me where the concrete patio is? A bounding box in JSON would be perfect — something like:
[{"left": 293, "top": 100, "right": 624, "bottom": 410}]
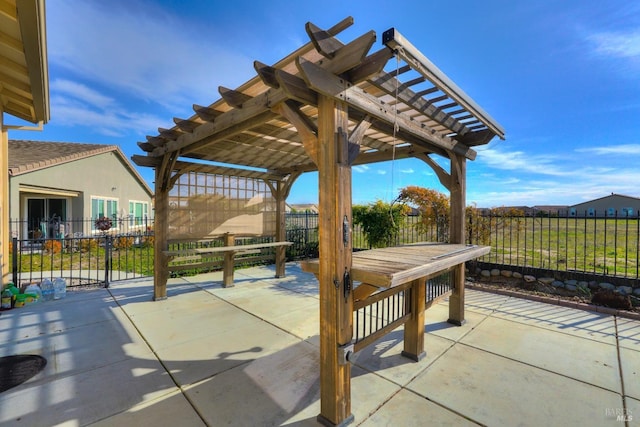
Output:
[{"left": 0, "top": 263, "right": 638, "bottom": 426}]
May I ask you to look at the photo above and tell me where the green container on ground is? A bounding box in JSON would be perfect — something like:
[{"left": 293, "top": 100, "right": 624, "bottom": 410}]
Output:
[{"left": 14, "top": 294, "right": 27, "bottom": 308}]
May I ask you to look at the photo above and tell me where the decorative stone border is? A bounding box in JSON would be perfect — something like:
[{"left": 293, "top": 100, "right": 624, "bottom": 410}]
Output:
[
  {"left": 475, "top": 267, "right": 640, "bottom": 297},
  {"left": 466, "top": 282, "right": 640, "bottom": 321}
]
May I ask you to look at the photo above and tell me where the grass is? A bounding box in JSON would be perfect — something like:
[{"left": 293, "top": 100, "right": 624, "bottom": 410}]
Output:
[
  {"left": 478, "top": 217, "right": 639, "bottom": 278},
  {"left": 14, "top": 245, "right": 155, "bottom": 277}
]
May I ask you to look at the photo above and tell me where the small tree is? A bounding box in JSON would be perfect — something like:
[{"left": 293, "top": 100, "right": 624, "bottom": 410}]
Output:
[
  {"left": 352, "top": 200, "right": 409, "bottom": 248},
  {"left": 397, "top": 186, "right": 450, "bottom": 242}
]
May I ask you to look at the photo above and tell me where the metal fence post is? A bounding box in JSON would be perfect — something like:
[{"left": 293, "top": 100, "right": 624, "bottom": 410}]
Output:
[
  {"left": 104, "top": 235, "right": 112, "bottom": 287},
  {"left": 12, "top": 237, "right": 18, "bottom": 285}
]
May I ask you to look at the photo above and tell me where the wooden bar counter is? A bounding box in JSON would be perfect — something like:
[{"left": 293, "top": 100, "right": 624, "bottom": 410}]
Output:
[
  {"left": 301, "top": 242, "right": 490, "bottom": 363},
  {"left": 301, "top": 242, "right": 490, "bottom": 289}
]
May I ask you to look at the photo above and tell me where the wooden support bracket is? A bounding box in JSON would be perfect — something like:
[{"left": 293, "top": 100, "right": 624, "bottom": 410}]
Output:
[{"left": 272, "top": 100, "right": 319, "bottom": 165}]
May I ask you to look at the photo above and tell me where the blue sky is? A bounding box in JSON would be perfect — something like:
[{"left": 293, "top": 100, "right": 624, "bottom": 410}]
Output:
[{"left": 7, "top": 0, "right": 640, "bottom": 207}]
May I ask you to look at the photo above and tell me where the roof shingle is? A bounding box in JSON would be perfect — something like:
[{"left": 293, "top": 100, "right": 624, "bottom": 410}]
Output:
[{"left": 8, "top": 140, "right": 117, "bottom": 176}]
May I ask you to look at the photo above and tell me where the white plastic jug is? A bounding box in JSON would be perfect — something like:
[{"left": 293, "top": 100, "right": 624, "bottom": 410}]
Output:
[
  {"left": 53, "top": 278, "right": 67, "bottom": 300},
  {"left": 41, "top": 279, "right": 54, "bottom": 301}
]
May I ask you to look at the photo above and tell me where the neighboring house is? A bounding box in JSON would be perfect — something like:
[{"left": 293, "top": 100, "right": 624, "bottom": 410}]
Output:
[
  {"left": 566, "top": 193, "right": 640, "bottom": 218},
  {"left": 9, "top": 140, "right": 153, "bottom": 239},
  {"left": 531, "top": 205, "right": 569, "bottom": 216},
  {"left": 287, "top": 203, "right": 319, "bottom": 213}
]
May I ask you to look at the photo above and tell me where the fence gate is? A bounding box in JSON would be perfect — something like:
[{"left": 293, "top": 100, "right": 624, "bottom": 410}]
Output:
[{"left": 10, "top": 232, "right": 154, "bottom": 289}]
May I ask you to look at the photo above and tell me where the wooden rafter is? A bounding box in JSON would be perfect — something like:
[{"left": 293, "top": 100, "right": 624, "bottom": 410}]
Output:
[
  {"left": 297, "top": 57, "right": 477, "bottom": 160},
  {"left": 383, "top": 28, "right": 505, "bottom": 140}
]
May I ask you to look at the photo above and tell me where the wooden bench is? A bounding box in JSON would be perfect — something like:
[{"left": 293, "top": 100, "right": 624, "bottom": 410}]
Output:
[{"left": 164, "top": 239, "right": 292, "bottom": 287}]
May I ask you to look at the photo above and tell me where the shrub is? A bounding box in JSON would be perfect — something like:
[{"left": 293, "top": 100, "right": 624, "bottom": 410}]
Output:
[
  {"left": 114, "top": 236, "right": 134, "bottom": 250},
  {"left": 352, "top": 200, "right": 409, "bottom": 248},
  {"left": 80, "top": 238, "right": 99, "bottom": 252},
  {"left": 140, "top": 235, "right": 154, "bottom": 248},
  {"left": 43, "top": 240, "right": 62, "bottom": 254}
]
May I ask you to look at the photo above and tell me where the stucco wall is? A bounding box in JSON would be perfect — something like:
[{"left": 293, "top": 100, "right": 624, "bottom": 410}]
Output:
[
  {"left": 570, "top": 195, "right": 640, "bottom": 217},
  {"left": 10, "top": 151, "right": 153, "bottom": 224}
]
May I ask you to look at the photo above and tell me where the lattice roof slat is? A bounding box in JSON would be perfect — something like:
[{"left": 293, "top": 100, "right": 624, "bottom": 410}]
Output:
[{"left": 133, "top": 17, "right": 504, "bottom": 183}]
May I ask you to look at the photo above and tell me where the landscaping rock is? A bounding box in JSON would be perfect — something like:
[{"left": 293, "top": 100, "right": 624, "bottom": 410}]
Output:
[
  {"left": 500, "top": 270, "right": 512, "bottom": 277},
  {"left": 616, "top": 286, "right": 633, "bottom": 296},
  {"left": 634, "top": 288, "right": 640, "bottom": 297},
  {"left": 565, "top": 279, "right": 578, "bottom": 287},
  {"left": 578, "top": 281, "right": 589, "bottom": 289},
  {"left": 599, "top": 282, "right": 616, "bottom": 291},
  {"left": 565, "top": 284, "right": 577, "bottom": 292},
  {"left": 480, "top": 270, "right": 491, "bottom": 277},
  {"left": 523, "top": 275, "right": 536, "bottom": 283},
  {"left": 512, "top": 272, "right": 523, "bottom": 279},
  {"left": 490, "top": 269, "right": 501, "bottom": 276},
  {"left": 538, "top": 277, "right": 555, "bottom": 285},
  {"left": 588, "top": 281, "right": 600, "bottom": 290},
  {"left": 551, "top": 280, "right": 565, "bottom": 288}
]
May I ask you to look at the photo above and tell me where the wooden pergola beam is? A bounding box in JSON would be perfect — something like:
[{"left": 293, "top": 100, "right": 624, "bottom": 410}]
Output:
[
  {"left": 368, "top": 71, "right": 471, "bottom": 136},
  {"left": 383, "top": 28, "right": 505, "bottom": 140},
  {"left": 132, "top": 154, "right": 288, "bottom": 182},
  {"left": 151, "top": 88, "right": 285, "bottom": 157},
  {"left": 296, "top": 57, "right": 477, "bottom": 160}
]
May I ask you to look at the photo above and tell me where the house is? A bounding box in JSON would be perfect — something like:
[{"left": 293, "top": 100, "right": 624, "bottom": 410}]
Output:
[
  {"left": 532, "top": 205, "right": 569, "bottom": 216},
  {"left": 567, "top": 193, "right": 640, "bottom": 218},
  {"left": 287, "top": 203, "right": 319, "bottom": 213},
  {"left": 9, "top": 140, "right": 153, "bottom": 238}
]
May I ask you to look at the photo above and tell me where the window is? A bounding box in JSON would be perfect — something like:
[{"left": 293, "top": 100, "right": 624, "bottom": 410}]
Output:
[
  {"left": 91, "top": 197, "right": 118, "bottom": 230},
  {"left": 607, "top": 207, "right": 615, "bottom": 217},
  {"left": 587, "top": 208, "right": 595, "bottom": 217},
  {"left": 622, "top": 207, "right": 634, "bottom": 217},
  {"left": 569, "top": 208, "right": 576, "bottom": 217},
  {"left": 129, "top": 201, "right": 149, "bottom": 227}
]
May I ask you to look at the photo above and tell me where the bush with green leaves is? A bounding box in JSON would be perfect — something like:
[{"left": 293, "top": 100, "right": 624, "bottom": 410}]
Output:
[{"left": 352, "top": 200, "right": 409, "bottom": 248}]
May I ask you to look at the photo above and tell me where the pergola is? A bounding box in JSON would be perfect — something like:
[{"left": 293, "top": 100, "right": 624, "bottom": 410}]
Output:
[
  {"left": 133, "top": 17, "right": 504, "bottom": 426},
  {"left": 0, "top": 0, "right": 49, "bottom": 284}
]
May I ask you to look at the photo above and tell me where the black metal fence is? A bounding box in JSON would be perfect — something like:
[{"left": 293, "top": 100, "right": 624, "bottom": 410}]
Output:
[
  {"left": 468, "top": 211, "right": 640, "bottom": 280},
  {"left": 9, "top": 217, "right": 154, "bottom": 288},
  {"left": 9, "top": 210, "right": 640, "bottom": 288},
  {"left": 286, "top": 211, "right": 640, "bottom": 280}
]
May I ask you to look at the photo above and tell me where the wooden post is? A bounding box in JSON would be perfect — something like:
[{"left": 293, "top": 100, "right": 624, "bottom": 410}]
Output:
[
  {"left": 223, "top": 232, "right": 235, "bottom": 287},
  {"left": 402, "top": 277, "right": 427, "bottom": 361},
  {"left": 274, "top": 181, "right": 286, "bottom": 278},
  {"left": 448, "top": 154, "right": 466, "bottom": 325},
  {"left": 0, "top": 110, "right": 8, "bottom": 284},
  {"left": 153, "top": 166, "right": 169, "bottom": 300},
  {"left": 317, "top": 95, "right": 354, "bottom": 426}
]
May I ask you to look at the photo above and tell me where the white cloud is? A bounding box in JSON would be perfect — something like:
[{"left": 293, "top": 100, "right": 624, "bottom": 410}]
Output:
[
  {"left": 377, "top": 169, "right": 387, "bottom": 175},
  {"left": 48, "top": 1, "right": 254, "bottom": 111},
  {"left": 49, "top": 81, "right": 164, "bottom": 137},
  {"left": 353, "top": 165, "right": 370, "bottom": 173},
  {"left": 588, "top": 30, "right": 640, "bottom": 59},
  {"left": 51, "top": 79, "right": 116, "bottom": 109},
  {"left": 478, "top": 147, "right": 569, "bottom": 176},
  {"left": 51, "top": 99, "right": 163, "bottom": 137},
  {"left": 576, "top": 144, "right": 640, "bottom": 155},
  {"left": 400, "top": 168, "right": 414, "bottom": 174},
  {"left": 469, "top": 167, "right": 640, "bottom": 207}
]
